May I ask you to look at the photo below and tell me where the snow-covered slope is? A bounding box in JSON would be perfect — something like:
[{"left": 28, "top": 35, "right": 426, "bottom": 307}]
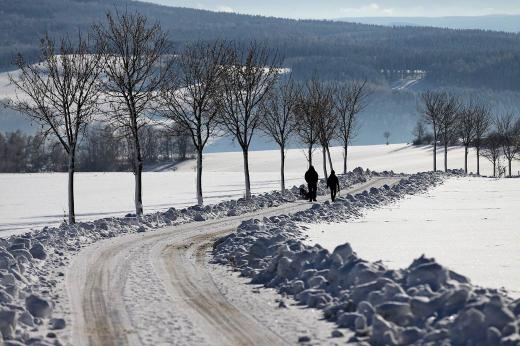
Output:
[
  {"left": 176, "top": 143, "right": 516, "bottom": 176},
  {"left": 303, "top": 177, "right": 520, "bottom": 297},
  {"left": 0, "top": 143, "right": 517, "bottom": 234}
]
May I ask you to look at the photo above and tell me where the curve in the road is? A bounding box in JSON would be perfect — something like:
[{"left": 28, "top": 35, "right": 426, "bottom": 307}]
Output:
[{"left": 67, "top": 176, "right": 402, "bottom": 346}]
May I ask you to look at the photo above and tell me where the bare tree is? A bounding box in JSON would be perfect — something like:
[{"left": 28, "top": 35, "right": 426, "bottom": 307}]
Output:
[
  {"left": 413, "top": 120, "right": 425, "bottom": 143},
  {"left": 496, "top": 113, "right": 520, "bottom": 177},
  {"left": 260, "top": 76, "right": 299, "bottom": 192},
  {"left": 384, "top": 131, "right": 391, "bottom": 145},
  {"left": 421, "top": 91, "right": 445, "bottom": 172},
  {"left": 472, "top": 102, "right": 491, "bottom": 175},
  {"left": 438, "top": 93, "right": 461, "bottom": 172},
  {"left": 481, "top": 132, "right": 503, "bottom": 177},
  {"left": 458, "top": 100, "right": 478, "bottom": 174},
  {"left": 218, "top": 42, "right": 280, "bottom": 200},
  {"left": 335, "top": 80, "right": 369, "bottom": 174},
  {"left": 412, "top": 119, "right": 431, "bottom": 145},
  {"left": 175, "top": 129, "right": 193, "bottom": 160},
  {"left": 94, "top": 11, "right": 173, "bottom": 216},
  {"left": 313, "top": 79, "right": 336, "bottom": 179},
  {"left": 6, "top": 34, "right": 102, "bottom": 224},
  {"left": 159, "top": 41, "right": 228, "bottom": 205},
  {"left": 294, "top": 84, "right": 319, "bottom": 168}
]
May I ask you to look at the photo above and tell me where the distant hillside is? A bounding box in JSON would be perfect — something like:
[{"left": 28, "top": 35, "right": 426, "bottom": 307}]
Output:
[
  {"left": 338, "top": 15, "right": 520, "bottom": 33},
  {"left": 1, "top": 0, "right": 520, "bottom": 91},
  {"left": 2, "top": 0, "right": 520, "bottom": 148}
]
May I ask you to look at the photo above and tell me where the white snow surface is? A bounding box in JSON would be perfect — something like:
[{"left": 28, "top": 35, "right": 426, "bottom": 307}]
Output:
[
  {"left": 0, "top": 161, "right": 518, "bottom": 345},
  {"left": 1, "top": 141, "right": 519, "bottom": 345},
  {"left": 213, "top": 172, "right": 520, "bottom": 345},
  {"left": 2, "top": 143, "right": 517, "bottom": 235},
  {"left": 0, "top": 168, "right": 371, "bottom": 345},
  {"left": 303, "top": 176, "right": 520, "bottom": 298}
]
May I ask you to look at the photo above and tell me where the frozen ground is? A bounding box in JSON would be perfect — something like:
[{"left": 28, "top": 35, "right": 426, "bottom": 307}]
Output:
[
  {"left": 0, "top": 171, "right": 302, "bottom": 235},
  {"left": 2, "top": 143, "right": 517, "bottom": 234},
  {"left": 214, "top": 172, "right": 520, "bottom": 345},
  {"left": 0, "top": 168, "right": 374, "bottom": 345},
  {"left": 303, "top": 177, "right": 520, "bottom": 298},
  {"left": 59, "top": 172, "right": 384, "bottom": 346},
  {"left": 1, "top": 162, "right": 519, "bottom": 344}
]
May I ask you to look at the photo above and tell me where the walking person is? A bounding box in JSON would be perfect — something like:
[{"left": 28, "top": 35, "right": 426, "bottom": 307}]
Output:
[
  {"left": 304, "top": 166, "right": 319, "bottom": 202},
  {"left": 327, "top": 170, "right": 340, "bottom": 202}
]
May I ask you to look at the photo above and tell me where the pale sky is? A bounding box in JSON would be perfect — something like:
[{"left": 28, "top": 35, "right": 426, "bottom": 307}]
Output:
[{"left": 139, "top": 0, "right": 520, "bottom": 19}]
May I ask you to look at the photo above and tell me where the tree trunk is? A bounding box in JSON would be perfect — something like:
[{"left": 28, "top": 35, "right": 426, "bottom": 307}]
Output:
[
  {"left": 242, "top": 147, "right": 251, "bottom": 200},
  {"left": 343, "top": 145, "right": 348, "bottom": 175},
  {"left": 196, "top": 148, "right": 203, "bottom": 205},
  {"left": 280, "top": 146, "right": 286, "bottom": 193},
  {"left": 464, "top": 145, "right": 468, "bottom": 174},
  {"left": 134, "top": 137, "right": 144, "bottom": 217},
  {"left": 322, "top": 146, "right": 328, "bottom": 179},
  {"left": 326, "top": 146, "right": 334, "bottom": 172},
  {"left": 476, "top": 146, "right": 480, "bottom": 176},
  {"left": 508, "top": 159, "right": 512, "bottom": 178},
  {"left": 493, "top": 160, "right": 496, "bottom": 177},
  {"left": 308, "top": 144, "right": 313, "bottom": 167},
  {"left": 67, "top": 151, "right": 76, "bottom": 224},
  {"left": 444, "top": 142, "right": 448, "bottom": 173},
  {"left": 433, "top": 137, "right": 437, "bottom": 172}
]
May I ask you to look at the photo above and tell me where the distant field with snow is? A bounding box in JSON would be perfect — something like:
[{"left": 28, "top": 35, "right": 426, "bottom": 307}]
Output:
[
  {"left": 304, "top": 177, "right": 520, "bottom": 298},
  {"left": 1, "top": 143, "right": 518, "bottom": 234}
]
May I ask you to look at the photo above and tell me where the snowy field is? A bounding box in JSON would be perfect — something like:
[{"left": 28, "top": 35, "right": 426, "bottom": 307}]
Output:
[
  {"left": 304, "top": 176, "right": 520, "bottom": 298},
  {"left": 1, "top": 143, "right": 519, "bottom": 234}
]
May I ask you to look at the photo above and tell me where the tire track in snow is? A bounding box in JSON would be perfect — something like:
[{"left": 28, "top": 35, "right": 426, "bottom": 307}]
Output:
[
  {"left": 67, "top": 176, "right": 402, "bottom": 345},
  {"left": 158, "top": 232, "right": 287, "bottom": 345}
]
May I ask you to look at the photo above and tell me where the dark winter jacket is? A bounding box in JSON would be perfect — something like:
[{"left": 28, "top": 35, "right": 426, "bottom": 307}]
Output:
[
  {"left": 305, "top": 166, "right": 319, "bottom": 186},
  {"left": 327, "top": 171, "right": 340, "bottom": 191}
]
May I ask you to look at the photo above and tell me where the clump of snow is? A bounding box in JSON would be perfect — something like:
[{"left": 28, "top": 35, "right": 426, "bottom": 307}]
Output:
[
  {"left": 213, "top": 170, "right": 520, "bottom": 345},
  {"left": 0, "top": 168, "right": 376, "bottom": 344}
]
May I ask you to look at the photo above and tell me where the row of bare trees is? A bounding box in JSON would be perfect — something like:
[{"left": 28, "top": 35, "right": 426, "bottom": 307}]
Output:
[
  {"left": 0, "top": 126, "right": 191, "bottom": 173},
  {"left": 5, "top": 12, "right": 272, "bottom": 222},
  {"left": 482, "top": 114, "right": 520, "bottom": 177},
  {"left": 421, "top": 90, "right": 520, "bottom": 177},
  {"left": 6, "top": 11, "right": 177, "bottom": 223},
  {"left": 261, "top": 77, "right": 370, "bottom": 193},
  {"left": 161, "top": 44, "right": 370, "bottom": 204},
  {"left": 158, "top": 41, "right": 280, "bottom": 204},
  {"left": 5, "top": 10, "right": 370, "bottom": 224}
]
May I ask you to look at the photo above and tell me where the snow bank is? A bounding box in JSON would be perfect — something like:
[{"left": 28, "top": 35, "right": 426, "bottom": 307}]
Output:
[
  {"left": 303, "top": 176, "right": 520, "bottom": 298},
  {"left": 213, "top": 171, "right": 520, "bottom": 345},
  {"left": 0, "top": 168, "right": 376, "bottom": 344}
]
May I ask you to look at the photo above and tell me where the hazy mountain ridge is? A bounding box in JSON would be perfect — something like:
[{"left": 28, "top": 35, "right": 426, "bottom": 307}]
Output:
[{"left": 338, "top": 15, "right": 520, "bottom": 33}]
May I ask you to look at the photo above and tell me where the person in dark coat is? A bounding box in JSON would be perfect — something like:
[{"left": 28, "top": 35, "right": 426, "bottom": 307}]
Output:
[
  {"left": 304, "top": 166, "right": 319, "bottom": 202},
  {"left": 327, "top": 170, "right": 340, "bottom": 202}
]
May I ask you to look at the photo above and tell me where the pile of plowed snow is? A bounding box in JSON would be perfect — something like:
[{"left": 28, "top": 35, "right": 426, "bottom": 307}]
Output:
[
  {"left": 213, "top": 171, "right": 520, "bottom": 346},
  {"left": 0, "top": 169, "right": 376, "bottom": 344}
]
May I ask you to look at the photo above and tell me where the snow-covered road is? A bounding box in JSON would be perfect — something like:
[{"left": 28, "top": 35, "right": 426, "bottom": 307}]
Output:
[{"left": 65, "top": 177, "right": 401, "bottom": 345}]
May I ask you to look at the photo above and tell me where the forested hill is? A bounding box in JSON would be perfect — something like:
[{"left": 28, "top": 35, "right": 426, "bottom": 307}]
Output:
[
  {"left": 1, "top": 0, "right": 520, "bottom": 91},
  {"left": 339, "top": 15, "right": 520, "bottom": 33}
]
